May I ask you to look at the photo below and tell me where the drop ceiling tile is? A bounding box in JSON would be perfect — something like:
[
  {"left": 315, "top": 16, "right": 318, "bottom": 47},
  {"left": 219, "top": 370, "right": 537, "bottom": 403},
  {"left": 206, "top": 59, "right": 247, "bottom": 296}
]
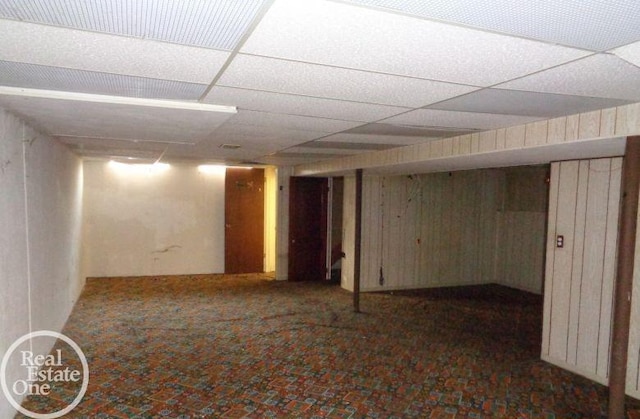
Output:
[
  {"left": 320, "top": 133, "right": 438, "bottom": 146},
  {"left": 204, "top": 122, "right": 328, "bottom": 146},
  {"left": 304, "top": 141, "right": 395, "bottom": 151},
  {"left": 0, "top": 60, "right": 207, "bottom": 100},
  {"left": 217, "top": 55, "right": 478, "bottom": 107},
  {"left": 496, "top": 53, "right": 640, "bottom": 101},
  {"left": 343, "top": 0, "right": 640, "bottom": 51},
  {"left": 0, "top": 20, "right": 229, "bottom": 83},
  {"left": 612, "top": 41, "right": 640, "bottom": 68},
  {"left": 427, "top": 89, "right": 634, "bottom": 118},
  {"left": 382, "top": 109, "right": 544, "bottom": 129},
  {"left": 162, "top": 142, "right": 275, "bottom": 163},
  {"left": 0, "top": 94, "right": 234, "bottom": 143},
  {"left": 228, "top": 110, "right": 363, "bottom": 133},
  {"left": 284, "top": 146, "right": 363, "bottom": 155},
  {"left": 345, "top": 123, "right": 476, "bottom": 137},
  {"left": 241, "top": 0, "right": 589, "bottom": 86},
  {"left": 204, "top": 86, "right": 410, "bottom": 122},
  {"left": 0, "top": 0, "right": 269, "bottom": 50}
]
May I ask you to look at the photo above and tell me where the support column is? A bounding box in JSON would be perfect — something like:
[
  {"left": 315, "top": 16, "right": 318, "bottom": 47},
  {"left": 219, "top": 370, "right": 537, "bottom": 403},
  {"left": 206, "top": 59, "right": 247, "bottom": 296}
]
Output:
[
  {"left": 353, "top": 169, "right": 362, "bottom": 313},
  {"left": 609, "top": 136, "right": 640, "bottom": 418}
]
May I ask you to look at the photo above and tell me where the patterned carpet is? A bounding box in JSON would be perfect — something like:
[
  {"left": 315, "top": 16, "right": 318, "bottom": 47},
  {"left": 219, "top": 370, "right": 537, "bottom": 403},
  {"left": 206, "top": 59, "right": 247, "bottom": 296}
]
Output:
[{"left": 16, "top": 274, "right": 640, "bottom": 418}]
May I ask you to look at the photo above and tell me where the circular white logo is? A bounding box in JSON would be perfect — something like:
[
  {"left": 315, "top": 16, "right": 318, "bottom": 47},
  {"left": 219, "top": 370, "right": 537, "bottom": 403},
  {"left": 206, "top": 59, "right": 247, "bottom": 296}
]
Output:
[{"left": 1, "top": 330, "right": 89, "bottom": 419}]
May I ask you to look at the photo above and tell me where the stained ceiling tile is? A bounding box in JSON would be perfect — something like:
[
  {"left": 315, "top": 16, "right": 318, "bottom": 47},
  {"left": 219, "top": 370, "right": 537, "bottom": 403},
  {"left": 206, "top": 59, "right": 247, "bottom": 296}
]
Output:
[
  {"left": 0, "top": 60, "right": 207, "bottom": 100},
  {"left": 216, "top": 55, "right": 478, "bottom": 108},
  {"left": 0, "top": 20, "right": 229, "bottom": 83},
  {"left": 343, "top": 0, "right": 640, "bottom": 51},
  {"left": 241, "top": 0, "right": 589, "bottom": 86},
  {"left": 204, "top": 86, "right": 410, "bottom": 122},
  {"left": 496, "top": 53, "right": 640, "bottom": 100},
  {"left": 427, "top": 89, "right": 634, "bottom": 118},
  {"left": 0, "top": 0, "right": 269, "bottom": 50}
]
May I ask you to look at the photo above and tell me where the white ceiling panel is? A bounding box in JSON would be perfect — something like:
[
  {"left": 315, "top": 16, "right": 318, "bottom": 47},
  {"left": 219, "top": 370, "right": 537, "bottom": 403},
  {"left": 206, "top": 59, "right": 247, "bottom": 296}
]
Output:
[
  {"left": 320, "top": 133, "right": 437, "bottom": 146},
  {"left": 204, "top": 86, "right": 410, "bottom": 122},
  {"left": 382, "top": 109, "right": 544, "bottom": 130},
  {"left": 343, "top": 0, "right": 640, "bottom": 51},
  {"left": 612, "top": 41, "right": 640, "bottom": 68},
  {"left": 283, "top": 146, "right": 363, "bottom": 155},
  {"left": 0, "top": 0, "right": 269, "bottom": 51},
  {"left": 496, "top": 53, "right": 640, "bottom": 100},
  {"left": 0, "top": 60, "right": 207, "bottom": 100},
  {"left": 204, "top": 122, "right": 327, "bottom": 146},
  {"left": 228, "top": 110, "right": 363, "bottom": 133},
  {"left": 0, "top": 91, "right": 235, "bottom": 143},
  {"left": 0, "top": 20, "right": 230, "bottom": 83},
  {"left": 162, "top": 143, "right": 276, "bottom": 163},
  {"left": 241, "top": 0, "right": 589, "bottom": 86},
  {"left": 428, "top": 89, "right": 634, "bottom": 117},
  {"left": 217, "top": 55, "right": 478, "bottom": 107}
]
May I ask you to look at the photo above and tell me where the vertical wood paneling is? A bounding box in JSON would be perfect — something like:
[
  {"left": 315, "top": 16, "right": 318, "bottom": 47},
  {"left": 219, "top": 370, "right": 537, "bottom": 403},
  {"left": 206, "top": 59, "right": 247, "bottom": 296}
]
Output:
[
  {"left": 577, "top": 159, "right": 611, "bottom": 372},
  {"left": 505, "top": 125, "right": 525, "bottom": 148},
  {"left": 543, "top": 164, "right": 560, "bottom": 356},
  {"left": 578, "top": 110, "right": 601, "bottom": 139},
  {"left": 549, "top": 161, "right": 579, "bottom": 362},
  {"left": 543, "top": 157, "right": 624, "bottom": 388},
  {"left": 565, "top": 114, "right": 580, "bottom": 141},
  {"left": 567, "top": 161, "right": 589, "bottom": 365},
  {"left": 597, "top": 158, "right": 621, "bottom": 378}
]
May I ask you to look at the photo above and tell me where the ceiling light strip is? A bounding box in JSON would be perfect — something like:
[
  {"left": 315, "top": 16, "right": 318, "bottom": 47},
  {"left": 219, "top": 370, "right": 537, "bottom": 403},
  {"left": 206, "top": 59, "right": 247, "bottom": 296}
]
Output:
[{"left": 0, "top": 86, "right": 237, "bottom": 114}]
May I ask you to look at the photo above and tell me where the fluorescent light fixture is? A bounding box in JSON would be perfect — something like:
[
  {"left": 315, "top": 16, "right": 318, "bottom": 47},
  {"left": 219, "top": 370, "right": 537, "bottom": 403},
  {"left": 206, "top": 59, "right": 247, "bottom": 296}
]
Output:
[
  {"left": 0, "top": 86, "right": 237, "bottom": 114},
  {"left": 109, "top": 160, "right": 170, "bottom": 174}
]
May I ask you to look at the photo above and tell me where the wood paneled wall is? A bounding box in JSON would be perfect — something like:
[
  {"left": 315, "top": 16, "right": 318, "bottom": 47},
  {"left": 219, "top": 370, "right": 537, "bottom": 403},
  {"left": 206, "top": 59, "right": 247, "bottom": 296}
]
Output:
[
  {"left": 542, "top": 158, "right": 622, "bottom": 386},
  {"left": 342, "top": 168, "right": 546, "bottom": 293}
]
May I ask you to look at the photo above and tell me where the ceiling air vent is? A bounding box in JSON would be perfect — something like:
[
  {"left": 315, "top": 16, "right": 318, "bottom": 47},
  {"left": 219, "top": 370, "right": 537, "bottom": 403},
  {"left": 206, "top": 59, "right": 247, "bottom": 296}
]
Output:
[{"left": 219, "top": 144, "right": 242, "bottom": 150}]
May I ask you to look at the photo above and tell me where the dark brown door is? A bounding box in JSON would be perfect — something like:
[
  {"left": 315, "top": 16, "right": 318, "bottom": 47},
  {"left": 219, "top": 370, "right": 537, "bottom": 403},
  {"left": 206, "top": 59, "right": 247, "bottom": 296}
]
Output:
[
  {"left": 288, "top": 176, "right": 328, "bottom": 281},
  {"left": 225, "top": 168, "right": 264, "bottom": 274}
]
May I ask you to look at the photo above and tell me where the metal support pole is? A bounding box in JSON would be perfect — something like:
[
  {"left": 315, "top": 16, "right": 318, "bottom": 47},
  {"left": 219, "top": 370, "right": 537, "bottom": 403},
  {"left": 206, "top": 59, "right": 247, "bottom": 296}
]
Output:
[
  {"left": 353, "top": 169, "right": 363, "bottom": 313},
  {"left": 608, "top": 136, "right": 640, "bottom": 418}
]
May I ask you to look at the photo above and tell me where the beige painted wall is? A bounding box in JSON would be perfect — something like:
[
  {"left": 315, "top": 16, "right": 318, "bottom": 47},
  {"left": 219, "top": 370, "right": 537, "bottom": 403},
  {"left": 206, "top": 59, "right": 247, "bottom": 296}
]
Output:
[
  {"left": 0, "top": 109, "right": 84, "bottom": 418},
  {"left": 82, "top": 161, "right": 226, "bottom": 277}
]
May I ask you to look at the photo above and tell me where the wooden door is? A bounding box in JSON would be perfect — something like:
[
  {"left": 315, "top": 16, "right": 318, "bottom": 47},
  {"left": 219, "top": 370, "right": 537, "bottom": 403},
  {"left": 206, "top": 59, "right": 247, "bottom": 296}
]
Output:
[
  {"left": 288, "top": 177, "right": 328, "bottom": 281},
  {"left": 225, "top": 168, "right": 264, "bottom": 274}
]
